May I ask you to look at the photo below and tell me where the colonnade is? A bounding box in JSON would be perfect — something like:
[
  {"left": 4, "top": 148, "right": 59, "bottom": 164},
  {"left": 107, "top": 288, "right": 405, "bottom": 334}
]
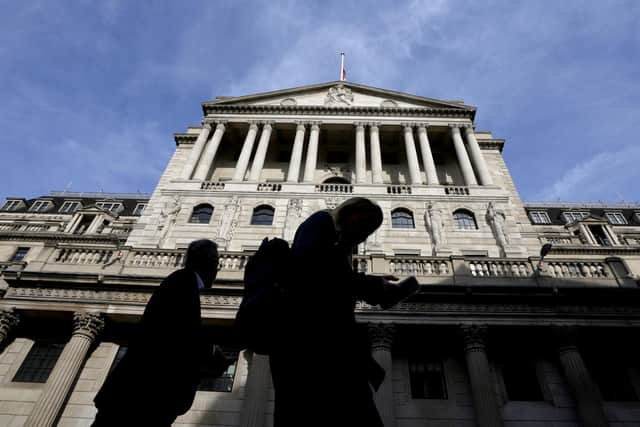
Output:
[{"left": 179, "top": 121, "right": 493, "bottom": 186}]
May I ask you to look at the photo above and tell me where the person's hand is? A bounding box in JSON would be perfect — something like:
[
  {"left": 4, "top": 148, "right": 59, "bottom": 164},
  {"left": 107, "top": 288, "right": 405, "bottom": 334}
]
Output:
[{"left": 380, "top": 276, "right": 419, "bottom": 310}]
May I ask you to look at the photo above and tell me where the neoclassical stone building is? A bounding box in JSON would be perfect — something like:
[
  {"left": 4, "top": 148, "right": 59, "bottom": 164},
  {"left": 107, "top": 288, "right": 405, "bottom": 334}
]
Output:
[{"left": 1, "top": 81, "right": 640, "bottom": 427}]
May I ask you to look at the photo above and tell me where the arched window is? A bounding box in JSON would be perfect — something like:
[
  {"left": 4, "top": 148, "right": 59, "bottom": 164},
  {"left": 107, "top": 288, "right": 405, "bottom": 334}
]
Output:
[
  {"left": 251, "top": 205, "right": 275, "bottom": 226},
  {"left": 453, "top": 209, "right": 477, "bottom": 230},
  {"left": 391, "top": 208, "right": 415, "bottom": 229},
  {"left": 189, "top": 204, "right": 213, "bottom": 224},
  {"left": 323, "top": 176, "right": 351, "bottom": 184}
]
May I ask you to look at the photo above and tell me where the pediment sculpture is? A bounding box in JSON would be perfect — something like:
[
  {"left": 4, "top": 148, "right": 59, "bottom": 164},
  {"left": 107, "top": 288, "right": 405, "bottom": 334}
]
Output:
[{"left": 324, "top": 84, "right": 354, "bottom": 106}]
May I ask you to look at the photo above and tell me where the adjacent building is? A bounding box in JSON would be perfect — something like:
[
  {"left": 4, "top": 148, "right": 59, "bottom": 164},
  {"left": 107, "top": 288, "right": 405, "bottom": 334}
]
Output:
[{"left": 1, "top": 81, "right": 639, "bottom": 427}]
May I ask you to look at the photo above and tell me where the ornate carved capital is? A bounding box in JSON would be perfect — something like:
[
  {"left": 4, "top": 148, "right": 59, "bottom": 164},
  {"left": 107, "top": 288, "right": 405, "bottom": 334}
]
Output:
[
  {"left": 201, "top": 122, "right": 213, "bottom": 131},
  {"left": 460, "top": 324, "right": 488, "bottom": 351},
  {"left": 294, "top": 121, "right": 306, "bottom": 129},
  {"left": 0, "top": 309, "right": 20, "bottom": 340},
  {"left": 214, "top": 120, "right": 227, "bottom": 129},
  {"left": 72, "top": 312, "right": 104, "bottom": 341},
  {"left": 400, "top": 122, "right": 416, "bottom": 130},
  {"left": 368, "top": 323, "right": 395, "bottom": 351},
  {"left": 416, "top": 123, "right": 430, "bottom": 131},
  {"left": 367, "top": 122, "right": 381, "bottom": 129},
  {"left": 309, "top": 121, "right": 322, "bottom": 129},
  {"left": 354, "top": 122, "right": 366, "bottom": 129},
  {"left": 449, "top": 123, "right": 464, "bottom": 129},
  {"left": 553, "top": 325, "right": 580, "bottom": 354}
]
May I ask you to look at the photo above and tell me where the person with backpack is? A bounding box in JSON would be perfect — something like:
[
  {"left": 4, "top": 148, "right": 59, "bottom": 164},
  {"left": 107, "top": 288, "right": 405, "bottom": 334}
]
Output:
[{"left": 261, "top": 197, "right": 418, "bottom": 427}]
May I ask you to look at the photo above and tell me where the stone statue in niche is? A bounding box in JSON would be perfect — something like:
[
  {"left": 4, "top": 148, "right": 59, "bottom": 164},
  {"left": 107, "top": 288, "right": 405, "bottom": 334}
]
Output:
[
  {"left": 487, "top": 202, "right": 509, "bottom": 253},
  {"left": 217, "top": 196, "right": 240, "bottom": 247},
  {"left": 424, "top": 203, "right": 446, "bottom": 254},
  {"left": 157, "top": 195, "right": 181, "bottom": 248},
  {"left": 324, "top": 84, "right": 354, "bottom": 106},
  {"left": 283, "top": 198, "right": 304, "bottom": 242}
]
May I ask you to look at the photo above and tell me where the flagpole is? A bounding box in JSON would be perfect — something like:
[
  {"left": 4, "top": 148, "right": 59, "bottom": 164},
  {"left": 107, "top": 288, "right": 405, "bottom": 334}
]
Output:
[{"left": 340, "top": 52, "right": 345, "bottom": 81}]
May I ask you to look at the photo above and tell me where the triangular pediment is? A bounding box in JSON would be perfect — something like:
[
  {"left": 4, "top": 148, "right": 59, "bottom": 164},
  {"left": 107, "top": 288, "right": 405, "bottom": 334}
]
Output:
[
  {"left": 205, "top": 81, "right": 475, "bottom": 111},
  {"left": 78, "top": 205, "right": 117, "bottom": 218}
]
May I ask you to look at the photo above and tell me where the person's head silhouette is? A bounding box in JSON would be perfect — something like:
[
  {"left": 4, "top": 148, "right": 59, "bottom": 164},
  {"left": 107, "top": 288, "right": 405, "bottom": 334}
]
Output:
[
  {"left": 185, "top": 239, "right": 219, "bottom": 288},
  {"left": 331, "top": 197, "right": 383, "bottom": 249}
]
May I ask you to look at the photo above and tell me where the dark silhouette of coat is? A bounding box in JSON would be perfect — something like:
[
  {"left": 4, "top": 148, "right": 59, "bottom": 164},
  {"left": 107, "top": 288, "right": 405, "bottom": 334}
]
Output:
[
  {"left": 93, "top": 269, "right": 223, "bottom": 425},
  {"left": 269, "top": 210, "right": 386, "bottom": 427}
]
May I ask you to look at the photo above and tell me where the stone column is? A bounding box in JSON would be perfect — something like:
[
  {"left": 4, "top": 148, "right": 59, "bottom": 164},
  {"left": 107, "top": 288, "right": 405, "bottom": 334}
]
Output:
[
  {"left": 239, "top": 351, "right": 270, "bottom": 427},
  {"left": 193, "top": 121, "right": 226, "bottom": 181},
  {"left": 287, "top": 122, "right": 306, "bottom": 182},
  {"left": 579, "top": 223, "right": 598, "bottom": 245},
  {"left": 450, "top": 126, "right": 478, "bottom": 186},
  {"left": 416, "top": 125, "right": 439, "bottom": 185},
  {"left": 233, "top": 122, "right": 260, "bottom": 181},
  {"left": 303, "top": 122, "right": 320, "bottom": 183},
  {"left": 402, "top": 124, "right": 422, "bottom": 185},
  {"left": 369, "top": 123, "right": 383, "bottom": 184},
  {"left": 355, "top": 123, "right": 367, "bottom": 184},
  {"left": 0, "top": 309, "right": 19, "bottom": 347},
  {"left": 463, "top": 126, "right": 493, "bottom": 185},
  {"left": 26, "top": 312, "right": 104, "bottom": 427},
  {"left": 554, "top": 327, "right": 609, "bottom": 427},
  {"left": 180, "top": 123, "right": 212, "bottom": 180},
  {"left": 460, "top": 325, "right": 504, "bottom": 427},
  {"left": 369, "top": 323, "right": 396, "bottom": 427},
  {"left": 249, "top": 123, "right": 273, "bottom": 182}
]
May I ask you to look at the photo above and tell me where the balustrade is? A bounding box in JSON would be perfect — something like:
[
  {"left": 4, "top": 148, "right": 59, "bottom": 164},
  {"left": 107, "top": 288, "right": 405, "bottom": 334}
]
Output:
[
  {"left": 386, "top": 185, "right": 412, "bottom": 195},
  {"left": 54, "top": 248, "right": 115, "bottom": 265},
  {"left": 468, "top": 259, "right": 532, "bottom": 277},
  {"left": 444, "top": 186, "right": 470, "bottom": 195},
  {"left": 545, "top": 261, "right": 609, "bottom": 278},
  {"left": 388, "top": 257, "right": 450, "bottom": 276},
  {"left": 314, "top": 183, "right": 353, "bottom": 193},
  {"left": 257, "top": 183, "right": 282, "bottom": 192},
  {"left": 200, "top": 181, "right": 226, "bottom": 191}
]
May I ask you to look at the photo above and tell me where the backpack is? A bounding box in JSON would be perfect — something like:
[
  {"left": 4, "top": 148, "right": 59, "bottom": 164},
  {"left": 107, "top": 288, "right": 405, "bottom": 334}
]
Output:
[{"left": 235, "top": 237, "right": 291, "bottom": 355}]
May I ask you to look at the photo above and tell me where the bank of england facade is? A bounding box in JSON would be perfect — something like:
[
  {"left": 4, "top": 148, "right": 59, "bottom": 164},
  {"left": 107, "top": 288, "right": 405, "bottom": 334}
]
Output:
[{"left": 1, "top": 81, "right": 639, "bottom": 426}]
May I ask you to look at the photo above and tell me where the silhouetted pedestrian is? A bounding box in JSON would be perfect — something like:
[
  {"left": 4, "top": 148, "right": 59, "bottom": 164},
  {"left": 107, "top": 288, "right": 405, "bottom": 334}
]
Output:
[
  {"left": 269, "top": 197, "right": 417, "bottom": 427},
  {"left": 93, "top": 239, "right": 230, "bottom": 426}
]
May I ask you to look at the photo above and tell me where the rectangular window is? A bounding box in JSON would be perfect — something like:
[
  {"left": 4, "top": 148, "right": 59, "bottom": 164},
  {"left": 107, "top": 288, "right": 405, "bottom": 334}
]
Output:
[
  {"left": 29, "top": 201, "right": 51, "bottom": 212},
  {"left": 198, "top": 349, "right": 239, "bottom": 392},
  {"left": 1, "top": 200, "right": 21, "bottom": 211},
  {"left": 13, "top": 342, "right": 64, "bottom": 383},
  {"left": 133, "top": 203, "right": 147, "bottom": 216},
  {"left": 409, "top": 358, "right": 447, "bottom": 400},
  {"left": 529, "top": 211, "right": 551, "bottom": 224},
  {"left": 500, "top": 358, "right": 543, "bottom": 401},
  {"left": 59, "top": 201, "right": 81, "bottom": 213},
  {"left": 605, "top": 212, "right": 627, "bottom": 225},
  {"left": 96, "top": 202, "right": 122, "bottom": 213},
  {"left": 10, "top": 247, "right": 29, "bottom": 262},
  {"left": 562, "top": 211, "right": 589, "bottom": 224},
  {"left": 326, "top": 151, "right": 349, "bottom": 163},
  {"left": 588, "top": 225, "right": 612, "bottom": 246}
]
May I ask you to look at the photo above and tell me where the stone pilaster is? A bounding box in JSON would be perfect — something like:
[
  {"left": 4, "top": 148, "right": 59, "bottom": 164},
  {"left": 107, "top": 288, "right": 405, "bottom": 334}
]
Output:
[
  {"left": 554, "top": 326, "right": 609, "bottom": 427},
  {"left": 416, "top": 125, "right": 439, "bottom": 185},
  {"left": 463, "top": 125, "right": 493, "bottom": 185},
  {"left": 369, "top": 123, "right": 383, "bottom": 184},
  {"left": 460, "top": 324, "right": 504, "bottom": 427},
  {"left": 369, "top": 323, "right": 396, "bottom": 427},
  {"left": 249, "top": 122, "right": 273, "bottom": 182},
  {"left": 450, "top": 125, "right": 477, "bottom": 186},
  {"left": 26, "top": 312, "right": 104, "bottom": 427},
  {"left": 303, "top": 122, "right": 320, "bottom": 182},
  {"left": 355, "top": 123, "right": 367, "bottom": 184},
  {"left": 180, "top": 123, "right": 212, "bottom": 180},
  {"left": 239, "top": 351, "right": 270, "bottom": 427},
  {"left": 233, "top": 122, "right": 259, "bottom": 181},
  {"left": 402, "top": 124, "right": 422, "bottom": 185},
  {"left": 193, "top": 121, "right": 226, "bottom": 181},
  {"left": 0, "top": 309, "right": 19, "bottom": 347},
  {"left": 287, "top": 122, "right": 306, "bottom": 182}
]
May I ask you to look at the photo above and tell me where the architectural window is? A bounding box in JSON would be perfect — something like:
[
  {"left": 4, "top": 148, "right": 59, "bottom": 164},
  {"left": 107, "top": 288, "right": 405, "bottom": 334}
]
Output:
[
  {"left": 453, "top": 209, "right": 477, "bottom": 230},
  {"left": 605, "top": 212, "right": 627, "bottom": 225},
  {"left": 133, "top": 203, "right": 147, "bottom": 216},
  {"left": 391, "top": 208, "right": 415, "bottom": 229},
  {"left": 96, "top": 202, "right": 123, "bottom": 213},
  {"left": 500, "top": 358, "right": 544, "bottom": 401},
  {"left": 408, "top": 358, "right": 447, "bottom": 399},
  {"left": 59, "top": 201, "right": 81, "bottom": 213},
  {"left": 189, "top": 204, "right": 213, "bottom": 224},
  {"left": 198, "top": 349, "right": 239, "bottom": 392},
  {"left": 13, "top": 342, "right": 64, "bottom": 383},
  {"left": 10, "top": 247, "right": 29, "bottom": 262},
  {"left": 529, "top": 211, "right": 551, "bottom": 224},
  {"left": 29, "top": 200, "right": 51, "bottom": 212},
  {"left": 562, "top": 211, "right": 589, "bottom": 224},
  {"left": 588, "top": 225, "right": 612, "bottom": 246},
  {"left": 109, "top": 345, "right": 128, "bottom": 374},
  {"left": 326, "top": 151, "right": 349, "bottom": 163},
  {"left": 1, "top": 200, "right": 21, "bottom": 211},
  {"left": 251, "top": 205, "right": 275, "bottom": 226}
]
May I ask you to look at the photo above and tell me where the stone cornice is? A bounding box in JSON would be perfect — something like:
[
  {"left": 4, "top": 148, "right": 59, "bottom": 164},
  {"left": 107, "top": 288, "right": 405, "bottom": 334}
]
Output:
[
  {"left": 548, "top": 245, "right": 640, "bottom": 256},
  {"left": 0, "top": 231, "right": 127, "bottom": 244},
  {"left": 478, "top": 139, "right": 504, "bottom": 152},
  {"left": 203, "top": 104, "right": 475, "bottom": 119},
  {"left": 174, "top": 133, "right": 198, "bottom": 146}
]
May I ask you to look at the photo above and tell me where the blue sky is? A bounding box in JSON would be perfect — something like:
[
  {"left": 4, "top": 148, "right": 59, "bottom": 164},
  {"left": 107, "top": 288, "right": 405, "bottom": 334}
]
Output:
[{"left": 1, "top": 1, "right": 639, "bottom": 202}]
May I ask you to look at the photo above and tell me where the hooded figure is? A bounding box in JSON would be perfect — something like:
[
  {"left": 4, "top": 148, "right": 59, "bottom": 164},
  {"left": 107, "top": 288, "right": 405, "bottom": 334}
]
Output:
[{"left": 269, "top": 197, "right": 414, "bottom": 427}]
